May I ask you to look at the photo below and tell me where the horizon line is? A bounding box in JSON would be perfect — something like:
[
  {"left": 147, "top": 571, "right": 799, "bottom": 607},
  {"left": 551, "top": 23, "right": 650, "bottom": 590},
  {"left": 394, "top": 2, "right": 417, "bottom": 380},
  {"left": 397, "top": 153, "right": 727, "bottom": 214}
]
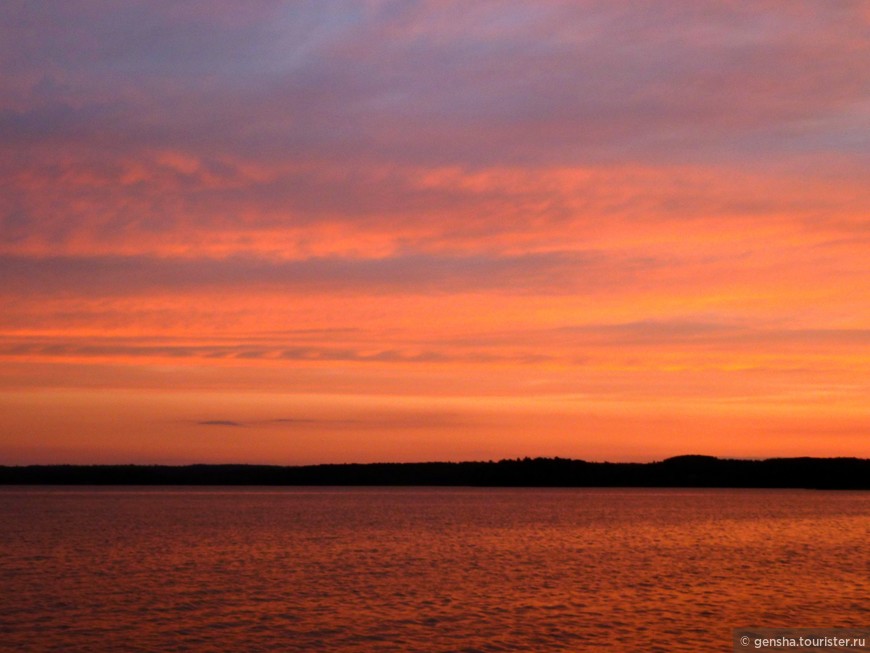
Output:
[{"left": 4, "top": 454, "right": 870, "bottom": 468}]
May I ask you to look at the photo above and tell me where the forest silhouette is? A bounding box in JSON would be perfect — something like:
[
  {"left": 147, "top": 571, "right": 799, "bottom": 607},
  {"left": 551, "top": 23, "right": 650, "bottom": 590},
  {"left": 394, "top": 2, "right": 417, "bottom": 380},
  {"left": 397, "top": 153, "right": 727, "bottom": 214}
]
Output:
[{"left": 1, "top": 456, "right": 868, "bottom": 489}]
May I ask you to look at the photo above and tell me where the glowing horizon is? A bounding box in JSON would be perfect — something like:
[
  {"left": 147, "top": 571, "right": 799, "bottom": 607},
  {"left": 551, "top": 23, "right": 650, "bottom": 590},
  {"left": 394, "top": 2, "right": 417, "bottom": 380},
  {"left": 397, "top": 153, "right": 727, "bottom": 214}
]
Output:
[{"left": 1, "top": 1, "right": 868, "bottom": 464}]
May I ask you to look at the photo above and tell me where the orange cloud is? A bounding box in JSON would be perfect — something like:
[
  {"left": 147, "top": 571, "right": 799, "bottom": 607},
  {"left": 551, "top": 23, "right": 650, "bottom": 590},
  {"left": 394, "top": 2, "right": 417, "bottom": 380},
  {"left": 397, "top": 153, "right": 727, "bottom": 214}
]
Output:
[{"left": 2, "top": 1, "right": 868, "bottom": 463}]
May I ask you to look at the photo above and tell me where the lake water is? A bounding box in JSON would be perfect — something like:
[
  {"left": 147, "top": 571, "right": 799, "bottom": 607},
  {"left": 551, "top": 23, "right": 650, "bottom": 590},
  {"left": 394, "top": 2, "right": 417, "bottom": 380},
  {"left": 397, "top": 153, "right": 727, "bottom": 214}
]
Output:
[{"left": 1, "top": 488, "right": 867, "bottom": 652}]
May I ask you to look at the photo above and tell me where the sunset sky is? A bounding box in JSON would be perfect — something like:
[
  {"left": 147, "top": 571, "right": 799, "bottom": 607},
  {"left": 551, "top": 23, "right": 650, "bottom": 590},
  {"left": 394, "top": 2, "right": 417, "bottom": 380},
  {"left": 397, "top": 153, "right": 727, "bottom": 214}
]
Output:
[{"left": 2, "top": 1, "right": 868, "bottom": 464}]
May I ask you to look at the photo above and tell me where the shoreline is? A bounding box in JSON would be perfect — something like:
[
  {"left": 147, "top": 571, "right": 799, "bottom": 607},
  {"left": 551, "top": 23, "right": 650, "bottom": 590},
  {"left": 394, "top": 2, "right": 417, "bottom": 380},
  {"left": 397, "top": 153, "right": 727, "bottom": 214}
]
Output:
[{"left": 2, "top": 455, "right": 868, "bottom": 489}]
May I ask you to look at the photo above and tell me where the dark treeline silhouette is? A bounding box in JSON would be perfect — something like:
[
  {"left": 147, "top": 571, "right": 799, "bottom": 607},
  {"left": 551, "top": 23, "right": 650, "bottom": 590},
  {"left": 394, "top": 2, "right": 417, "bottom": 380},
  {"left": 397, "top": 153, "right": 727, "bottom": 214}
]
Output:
[{"left": 0, "top": 455, "right": 868, "bottom": 489}]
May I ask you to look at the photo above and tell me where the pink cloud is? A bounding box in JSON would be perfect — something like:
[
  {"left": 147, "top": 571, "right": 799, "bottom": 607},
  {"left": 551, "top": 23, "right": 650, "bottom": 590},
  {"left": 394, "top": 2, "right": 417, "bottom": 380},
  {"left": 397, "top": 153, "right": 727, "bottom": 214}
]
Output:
[{"left": 2, "top": 0, "right": 869, "bottom": 462}]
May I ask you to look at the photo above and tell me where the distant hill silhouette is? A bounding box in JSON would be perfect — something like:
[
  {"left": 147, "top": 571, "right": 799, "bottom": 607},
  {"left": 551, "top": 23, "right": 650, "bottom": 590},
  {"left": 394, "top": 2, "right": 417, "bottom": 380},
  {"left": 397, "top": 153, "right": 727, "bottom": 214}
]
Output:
[{"left": 0, "top": 456, "right": 868, "bottom": 489}]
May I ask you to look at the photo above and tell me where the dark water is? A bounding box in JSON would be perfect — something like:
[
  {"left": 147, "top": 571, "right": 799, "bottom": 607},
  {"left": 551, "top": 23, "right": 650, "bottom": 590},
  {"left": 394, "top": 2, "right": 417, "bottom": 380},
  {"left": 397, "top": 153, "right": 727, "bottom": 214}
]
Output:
[{"left": 1, "top": 488, "right": 867, "bottom": 652}]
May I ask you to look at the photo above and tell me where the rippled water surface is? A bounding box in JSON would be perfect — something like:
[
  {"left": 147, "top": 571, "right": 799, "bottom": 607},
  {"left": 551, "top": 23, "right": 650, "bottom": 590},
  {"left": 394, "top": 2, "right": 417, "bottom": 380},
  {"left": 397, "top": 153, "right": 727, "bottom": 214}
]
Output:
[{"left": 1, "top": 487, "right": 868, "bottom": 652}]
